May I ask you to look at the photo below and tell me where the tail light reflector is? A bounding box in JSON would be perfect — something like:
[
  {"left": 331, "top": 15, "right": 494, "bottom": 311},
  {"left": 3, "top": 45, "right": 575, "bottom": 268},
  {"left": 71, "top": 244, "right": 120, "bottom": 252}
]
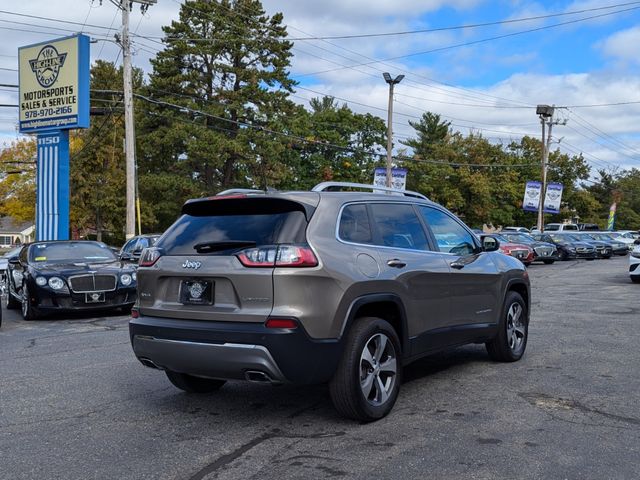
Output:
[{"left": 265, "top": 318, "right": 298, "bottom": 329}]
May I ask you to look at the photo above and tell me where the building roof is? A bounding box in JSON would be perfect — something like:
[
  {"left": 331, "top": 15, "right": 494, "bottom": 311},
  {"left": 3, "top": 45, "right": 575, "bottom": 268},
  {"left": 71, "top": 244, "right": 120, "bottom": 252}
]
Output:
[{"left": 0, "top": 216, "right": 34, "bottom": 234}]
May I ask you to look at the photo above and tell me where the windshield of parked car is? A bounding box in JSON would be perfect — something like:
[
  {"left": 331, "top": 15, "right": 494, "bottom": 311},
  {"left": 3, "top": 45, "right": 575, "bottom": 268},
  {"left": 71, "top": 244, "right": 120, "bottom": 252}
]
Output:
[
  {"left": 2, "top": 246, "right": 22, "bottom": 259},
  {"left": 548, "top": 234, "right": 569, "bottom": 243},
  {"left": 29, "top": 242, "right": 116, "bottom": 264},
  {"left": 502, "top": 233, "right": 535, "bottom": 244}
]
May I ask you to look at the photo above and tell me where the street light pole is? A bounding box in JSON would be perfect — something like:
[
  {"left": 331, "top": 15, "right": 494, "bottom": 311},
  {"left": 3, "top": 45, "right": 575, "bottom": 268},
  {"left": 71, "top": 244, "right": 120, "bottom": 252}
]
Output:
[{"left": 383, "top": 73, "right": 404, "bottom": 188}]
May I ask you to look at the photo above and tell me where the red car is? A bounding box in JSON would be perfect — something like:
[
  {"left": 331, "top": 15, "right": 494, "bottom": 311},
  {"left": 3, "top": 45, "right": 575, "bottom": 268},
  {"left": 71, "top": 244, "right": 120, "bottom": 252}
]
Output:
[{"left": 490, "top": 234, "right": 535, "bottom": 266}]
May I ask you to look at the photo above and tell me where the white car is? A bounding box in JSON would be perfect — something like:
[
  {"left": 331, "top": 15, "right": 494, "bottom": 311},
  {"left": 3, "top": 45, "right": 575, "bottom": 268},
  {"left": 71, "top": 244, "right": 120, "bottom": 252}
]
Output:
[{"left": 630, "top": 245, "right": 640, "bottom": 283}]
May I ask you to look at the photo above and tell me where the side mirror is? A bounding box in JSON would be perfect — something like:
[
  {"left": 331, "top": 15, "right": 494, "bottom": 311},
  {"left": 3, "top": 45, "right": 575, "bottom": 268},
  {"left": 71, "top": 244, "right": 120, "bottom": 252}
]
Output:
[
  {"left": 8, "top": 257, "right": 20, "bottom": 265},
  {"left": 481, "top": 236, "right": 500, "bottom": 252}
]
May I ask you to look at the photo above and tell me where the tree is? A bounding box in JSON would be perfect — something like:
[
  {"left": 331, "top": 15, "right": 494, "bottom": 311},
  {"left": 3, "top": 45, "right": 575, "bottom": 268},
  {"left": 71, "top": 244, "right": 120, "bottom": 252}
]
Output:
[
  {"left": 0, "top": 139, "right": 36, "bottom": 222},
  {"left": 140, "top": 0, "right": 298, "bottom": 192},
  {"left": 282, "top": 96, "right": 386, "bottom": 189}
]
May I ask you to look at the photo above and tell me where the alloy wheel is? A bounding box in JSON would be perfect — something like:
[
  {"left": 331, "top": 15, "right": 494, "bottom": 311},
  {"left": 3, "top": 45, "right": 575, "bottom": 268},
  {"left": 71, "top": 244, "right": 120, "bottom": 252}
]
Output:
[
  {"left": 359, "top": 333, "right": 397, "bottom": 407},
  {"left": 506, "top": 302, "right": 525, "bottom": 353}
]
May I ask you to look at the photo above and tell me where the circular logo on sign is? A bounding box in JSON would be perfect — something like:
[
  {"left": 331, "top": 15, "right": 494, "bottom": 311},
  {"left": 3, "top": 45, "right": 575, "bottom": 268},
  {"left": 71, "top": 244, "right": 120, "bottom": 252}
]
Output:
[
  {"left": 189, "top": 282, "right": 204, "bottom": 299},
  {"left": 29, "top": 45, "right": 67, "bottom": 88}
]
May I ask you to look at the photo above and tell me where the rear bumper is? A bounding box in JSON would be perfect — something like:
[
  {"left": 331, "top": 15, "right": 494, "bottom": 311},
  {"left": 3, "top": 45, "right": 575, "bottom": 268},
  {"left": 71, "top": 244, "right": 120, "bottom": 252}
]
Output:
[{"left": 129, "top": 315, "right": 343, "bottom": 385}]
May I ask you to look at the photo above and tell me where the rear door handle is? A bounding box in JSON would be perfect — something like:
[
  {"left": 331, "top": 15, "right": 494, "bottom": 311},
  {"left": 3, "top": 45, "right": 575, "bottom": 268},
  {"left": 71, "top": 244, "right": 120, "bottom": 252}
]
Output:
[
  {"left": 387, "top": 259, "right": 406, "bottom": 268},
  {"left": 450, "top": 261, "right": 465, "bottom": 270}
]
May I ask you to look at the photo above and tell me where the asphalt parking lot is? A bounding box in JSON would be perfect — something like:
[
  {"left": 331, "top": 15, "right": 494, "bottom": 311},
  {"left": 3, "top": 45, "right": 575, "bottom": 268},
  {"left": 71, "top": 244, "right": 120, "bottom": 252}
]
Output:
[{"left": 1, "top": 256, "right": 639, "bottom": 480}]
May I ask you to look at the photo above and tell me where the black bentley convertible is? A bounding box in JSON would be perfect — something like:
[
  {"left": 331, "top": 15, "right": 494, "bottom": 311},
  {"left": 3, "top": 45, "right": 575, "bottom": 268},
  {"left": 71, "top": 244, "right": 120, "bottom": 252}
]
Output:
[{"left": 5, "top": 241, "right": 137, "bottom": 320}]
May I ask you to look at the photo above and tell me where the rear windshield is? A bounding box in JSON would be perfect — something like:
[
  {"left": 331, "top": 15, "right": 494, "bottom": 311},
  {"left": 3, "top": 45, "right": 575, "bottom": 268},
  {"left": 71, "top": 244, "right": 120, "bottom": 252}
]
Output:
[{"left": 158, "top": 211, "right": 308, "bottom": 255}]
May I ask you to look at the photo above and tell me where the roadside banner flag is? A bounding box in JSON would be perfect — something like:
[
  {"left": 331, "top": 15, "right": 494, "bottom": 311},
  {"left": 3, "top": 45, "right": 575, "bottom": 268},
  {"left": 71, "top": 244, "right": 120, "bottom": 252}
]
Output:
[
  {"left": 607, "top": 203, "right": 617, "bottom": 230},
  {"left": 522, "top": 180, "right": 541, "bottom": 212},
  {"left": 543, "top": 182, "right": 563, "bottom": 214}
]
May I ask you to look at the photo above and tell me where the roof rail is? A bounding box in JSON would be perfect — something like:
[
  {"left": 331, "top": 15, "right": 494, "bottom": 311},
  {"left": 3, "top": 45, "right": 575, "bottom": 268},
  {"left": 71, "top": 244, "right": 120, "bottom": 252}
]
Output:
[
  {"left": 311, "top": 181, "right": 428, "bottom": 200},
  {"left": 216, "top": 188, "right": 266, "bottom": 196}
]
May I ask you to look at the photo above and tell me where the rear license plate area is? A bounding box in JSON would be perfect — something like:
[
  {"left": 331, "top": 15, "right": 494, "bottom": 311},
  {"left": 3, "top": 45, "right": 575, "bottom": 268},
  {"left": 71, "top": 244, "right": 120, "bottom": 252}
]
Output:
[{"left": 180, "top": 280, "right": 214, "bottom": 305}]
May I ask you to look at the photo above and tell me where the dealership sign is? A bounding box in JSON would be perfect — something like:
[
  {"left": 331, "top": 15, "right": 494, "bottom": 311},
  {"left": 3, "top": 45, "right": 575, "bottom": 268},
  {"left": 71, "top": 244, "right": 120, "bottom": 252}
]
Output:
[
  {"left": 522, "top": 181, "right": 563, "bottom": 214},
  {"left": 522, "top": 181, "right": 542, "bottom": 212},
  {"left": 19, "top": 34, "right": 89, "bottom": 133},
  {"left": 543, "top": 182, "right": 563, "bottom": 214},
  {"left": 373, "top": 167, "right": 407, "bottom": 192}
]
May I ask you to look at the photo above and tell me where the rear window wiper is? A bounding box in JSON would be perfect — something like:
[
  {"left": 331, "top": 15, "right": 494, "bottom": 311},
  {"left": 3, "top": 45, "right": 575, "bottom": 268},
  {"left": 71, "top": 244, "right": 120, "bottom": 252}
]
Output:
[{"left": 193, "top": 240, "right": 257, "bottom": 253}]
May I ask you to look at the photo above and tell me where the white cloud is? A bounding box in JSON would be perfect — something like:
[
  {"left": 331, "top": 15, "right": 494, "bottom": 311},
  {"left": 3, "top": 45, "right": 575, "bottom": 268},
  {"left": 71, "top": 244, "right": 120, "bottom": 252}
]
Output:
[{"left": 599, "top": 26, "right": 640, "bottom": 65}]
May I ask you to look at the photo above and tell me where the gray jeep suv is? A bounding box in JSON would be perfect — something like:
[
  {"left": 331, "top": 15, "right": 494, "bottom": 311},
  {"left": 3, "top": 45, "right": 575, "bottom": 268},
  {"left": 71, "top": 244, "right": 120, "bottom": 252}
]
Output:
[{"left": 129, "top": 182, "right": 530, "bottom": 421}]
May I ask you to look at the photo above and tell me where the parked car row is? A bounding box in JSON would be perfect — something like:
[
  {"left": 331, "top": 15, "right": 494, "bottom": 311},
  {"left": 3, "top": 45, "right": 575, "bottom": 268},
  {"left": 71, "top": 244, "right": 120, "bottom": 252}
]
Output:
[{"left": 477, "top": 230, "right": 631, "bottom": 266}]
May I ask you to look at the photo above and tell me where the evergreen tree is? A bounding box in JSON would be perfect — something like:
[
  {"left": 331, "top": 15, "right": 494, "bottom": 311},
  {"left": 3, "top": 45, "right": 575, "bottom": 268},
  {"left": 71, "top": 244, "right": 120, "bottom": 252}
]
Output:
[{"left": 140, "top": 0, "right": 297, "bottom": 192}]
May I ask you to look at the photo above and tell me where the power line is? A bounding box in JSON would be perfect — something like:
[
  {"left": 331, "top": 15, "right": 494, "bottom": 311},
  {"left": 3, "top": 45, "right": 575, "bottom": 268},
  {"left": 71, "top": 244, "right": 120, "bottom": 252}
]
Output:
[
  {"left": 300, "top": 5, "right": 640, "bottom": 77},
  {"left": 93, "top": 88, "right": 541, "bottom": 169},
  {"left": 286, "top": 2, "right": 640, "bottom": 40},
  {"left": 171, "top": 0, "right": 534, "bottom": 109},
  {"left": 0, "top": 9, "right": 116, "bottom": 31}
]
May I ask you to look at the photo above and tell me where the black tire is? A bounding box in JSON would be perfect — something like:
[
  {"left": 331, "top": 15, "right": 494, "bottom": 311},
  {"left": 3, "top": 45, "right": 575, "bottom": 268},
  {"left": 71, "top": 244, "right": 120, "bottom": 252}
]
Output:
[
  {"left": 542, "top": 259, "right": 555, "bottom": 265},
  {"left": 329, "top": 317, "right": 402, "bottom": 422},
  {"left": 21, "top": 284, "right": 38, "bottom": 321},
  {"left": 165, "top": 371, "right": 226, "bottom": 393},
  {"left": 486, "top": 291, "right": 528, "bottom": 362},
  {"left": 631, "top": 276, "right": 640, "bottom": 284}
]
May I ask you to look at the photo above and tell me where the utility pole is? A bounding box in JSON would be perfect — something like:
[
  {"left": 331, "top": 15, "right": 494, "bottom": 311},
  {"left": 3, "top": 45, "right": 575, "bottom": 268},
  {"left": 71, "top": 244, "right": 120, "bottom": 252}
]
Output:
[
  {"left": 535, "top": 105, "right": 554, "bottom": 232},
  {"left": 121, "top": 0, "right": 135, "bottom": 240},
  {"left": 383, "top": 73, "right": 404, "bottom": 188},
  {"left": 115, "top": 0, "right": 155, "bottom": 240}
]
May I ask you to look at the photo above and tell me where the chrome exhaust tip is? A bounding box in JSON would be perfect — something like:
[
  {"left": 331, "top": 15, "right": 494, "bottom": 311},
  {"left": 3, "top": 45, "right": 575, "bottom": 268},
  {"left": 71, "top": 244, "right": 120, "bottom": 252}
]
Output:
[
  {"left": 244, "top": 370, "right": 273, "bottom": 383},
  {"left": 138, "top": 357, "right": 161, "bottom": 370}
]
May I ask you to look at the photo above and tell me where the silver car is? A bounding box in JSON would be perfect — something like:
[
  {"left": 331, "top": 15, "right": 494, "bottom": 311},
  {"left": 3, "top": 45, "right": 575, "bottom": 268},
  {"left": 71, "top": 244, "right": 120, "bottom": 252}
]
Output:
[{"left": 130, "top": 182, "right": 530, "bottom": 421}]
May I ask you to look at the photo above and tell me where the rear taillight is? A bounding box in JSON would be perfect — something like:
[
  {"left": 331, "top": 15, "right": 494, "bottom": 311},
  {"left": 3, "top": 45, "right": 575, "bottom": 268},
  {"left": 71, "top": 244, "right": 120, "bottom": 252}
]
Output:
[
  {"left": 131, "top": 308, "right": 139, "bottom": 319},
  {"left": 139, "top": 247, "right": 162, "bottom": 267},
  {"left": 236, "top": 245, "right": 318, "bottom": 268}
]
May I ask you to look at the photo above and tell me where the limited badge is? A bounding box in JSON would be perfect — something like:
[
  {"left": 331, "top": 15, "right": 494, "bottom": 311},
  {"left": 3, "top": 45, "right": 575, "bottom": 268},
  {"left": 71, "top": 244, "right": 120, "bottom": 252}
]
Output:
[{"left": 29, "top": 45, "right": 67, "bottom": 88}]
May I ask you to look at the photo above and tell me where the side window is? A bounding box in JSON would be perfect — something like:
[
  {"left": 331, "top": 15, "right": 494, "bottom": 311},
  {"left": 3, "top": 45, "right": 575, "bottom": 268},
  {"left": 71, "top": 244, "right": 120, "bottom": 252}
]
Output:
[
  {"left": 19, "top": 246, "right": 28, "bottom": 264},
  {"left": 135, "top": 238, "right": 148, "bottom": 252},
  {"left": 122, "top": 239, "right": 137, "bottom": 254},
  {"left": 339, "top": 204, "right": 373, "bottom": 244},
  {"left": 369, "top": 203, "right": 428, "bottom": 250},
  {"left": 419, "top": 207, "right": 477, "bottom": 255}
]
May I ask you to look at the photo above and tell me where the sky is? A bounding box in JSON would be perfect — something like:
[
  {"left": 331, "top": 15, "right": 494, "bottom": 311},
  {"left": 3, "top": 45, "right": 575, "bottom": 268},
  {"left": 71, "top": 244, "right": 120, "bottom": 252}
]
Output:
[{"left": 2, "top": 0, "right": 640, "bottom": 175}]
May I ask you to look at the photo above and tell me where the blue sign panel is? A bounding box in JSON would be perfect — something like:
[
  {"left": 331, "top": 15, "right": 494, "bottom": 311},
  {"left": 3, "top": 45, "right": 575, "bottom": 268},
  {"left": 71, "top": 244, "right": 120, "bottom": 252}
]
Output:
[
  {"left": 19, "top": 34, "right": 90, "bottom": 133},
  {"left": 36, "top": 131, "right": 69, "bottom": 241}
]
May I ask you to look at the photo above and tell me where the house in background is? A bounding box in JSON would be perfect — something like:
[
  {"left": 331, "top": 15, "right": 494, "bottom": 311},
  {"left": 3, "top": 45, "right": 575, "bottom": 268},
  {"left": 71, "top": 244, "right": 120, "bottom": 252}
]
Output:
[{"left": 0, "top": 217, "right": 35, "bottom": 250}]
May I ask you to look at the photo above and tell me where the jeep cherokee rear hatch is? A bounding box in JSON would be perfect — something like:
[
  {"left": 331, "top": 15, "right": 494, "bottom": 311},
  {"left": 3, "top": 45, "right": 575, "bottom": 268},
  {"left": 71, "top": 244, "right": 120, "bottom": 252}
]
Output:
[{"left": 136, "top": 195, "right": 318, "bottom": 322}]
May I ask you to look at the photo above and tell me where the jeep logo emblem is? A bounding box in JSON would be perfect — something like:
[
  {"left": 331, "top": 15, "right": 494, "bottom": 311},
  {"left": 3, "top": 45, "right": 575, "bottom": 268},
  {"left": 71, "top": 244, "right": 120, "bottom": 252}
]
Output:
[{"left": 182, "top": 260, "right": 202, "bottom": 270}]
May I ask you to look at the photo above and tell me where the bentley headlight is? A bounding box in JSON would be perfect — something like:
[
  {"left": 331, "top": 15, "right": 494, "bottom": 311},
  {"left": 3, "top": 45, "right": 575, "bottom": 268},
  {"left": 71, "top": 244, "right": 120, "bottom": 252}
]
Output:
[
  {"left": 120, "top": 273, "right": 132, "bottom": 286},
  {"left": 131, "top": 272, "right": 137, "bottom": 281},
  {"left": 35, "top": 276, "right": 47, "bottom": 286},
  {"left": 48, "top": 277, "right": 65, "bottom": 290}
]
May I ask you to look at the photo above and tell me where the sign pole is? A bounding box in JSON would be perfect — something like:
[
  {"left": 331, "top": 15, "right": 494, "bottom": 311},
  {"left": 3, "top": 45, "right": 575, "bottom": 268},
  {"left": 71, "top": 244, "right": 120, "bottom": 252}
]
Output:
[{"left": 36, "top": 131, "right": 69, "bottom": 241}]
